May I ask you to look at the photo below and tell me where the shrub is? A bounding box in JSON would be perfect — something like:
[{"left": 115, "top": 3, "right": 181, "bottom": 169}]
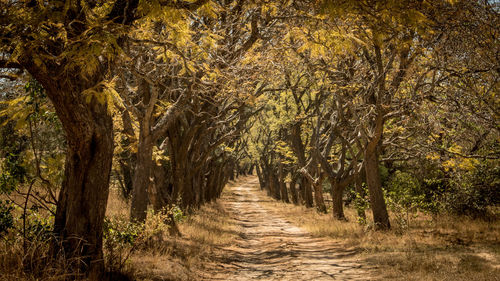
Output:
[
  {"left": 0, "top": 200, "right": 14, "bottom": 235},
  {"left": 443, "top": 160, "right": 500, "bottom": 218},
  {"left": 386, "top": 171, "right": 424, "bottom": 229}
]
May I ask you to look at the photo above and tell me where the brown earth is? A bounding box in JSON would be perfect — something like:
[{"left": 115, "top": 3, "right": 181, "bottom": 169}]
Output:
[{"left": 201, "top": 176, "right": 372, "bottom": 280}]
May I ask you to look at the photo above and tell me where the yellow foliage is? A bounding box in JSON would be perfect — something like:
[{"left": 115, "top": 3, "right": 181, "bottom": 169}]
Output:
[
  {"left": 0, "top": 96, "right": 32, "bottom": 130},
  {"left": 152, "top": 146, "right": 169, "bottom": 166},
  {"left": 425, "top": 153, "right": 440, "bottom": 161},
  {"left": 81, "top": 77, "right": 123, "bottom": 113}
]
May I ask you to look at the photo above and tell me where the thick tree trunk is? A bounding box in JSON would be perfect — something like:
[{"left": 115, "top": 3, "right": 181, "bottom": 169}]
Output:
[
  {"left": 313, "top": 181, "right": 327, "bottom": 213},
  {"left": 263, "top": 166, "right": 272, "bottom": 196},
  {"left": 130, "top": 126, "right": 153, "bottom": 222},
  {"left": 365, "top": 150, "right": 390, "bottom": 230},
  {"left": 180, "top": 170, "right": 193, "bottom": 210},
  {"left": 50, "top": 98, "right": 113, "bottom": 279},
  {"left": 247, "top": 164, "right": 254, "bottom": 175},
  {"left": 289, "top": 125, "right": 314, "bottom": 208},
  {"left": 151, "top": 161, "right": 173, "bottom": 213},
  {"left": 267, "top": 171, "right": 280, "bottom": 200},
  {"left": 278, "top": 162, "right": 289, "bottom": 203},
  {"left": 117, "top": 109, "right": 136, "bottom": 199},
  {"left": 331, "top": 180, "right": 346, "bottom": 220},
  {"left": 23, "top": 60, "right": 114, "bottom": 278},
  {"left": 178, "top": 161, "right": 195, "bottom": 211},
  {"left": 193, "top": 172, "right": 204, "bottom": 209},
  {"left": 167, "top": 124, "right": 192, "bottom": 211},
  {"left": 289, "top": 175, "right": 299, "bottom": 205},
  {"left": 255, "top": 164, "right": 266, "bottom": 190},
  {"left": 150, "top": 161, "right": 182, "bottom": 237},
  {"left": 206, "top": 161, "right": 222, "bottom": 202},
  {"left": 299, "top": 176, "right": 314, "bottom": 208},
  {"left": 118, "top": 158, "right": 134, "bottom": 198}
]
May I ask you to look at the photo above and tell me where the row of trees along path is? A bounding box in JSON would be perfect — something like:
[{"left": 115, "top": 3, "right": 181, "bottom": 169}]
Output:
[{"left": 0, "top": 0, "right": 497, "bottom": 280}]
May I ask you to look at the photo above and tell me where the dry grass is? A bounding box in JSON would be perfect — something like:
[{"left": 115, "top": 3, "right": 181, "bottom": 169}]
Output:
[
  {"left": 128, "top": 200, "right": 240, "bottom": 281},
  {"left": 106, "top": 188, "right": 130, "bottom": 218},
  {"left": 122, "top": 179, "right": 243, "bottom": 281},
  {"left": 0, "top": 178, "right": 242, "bottom": 281},
  {"left": 5, "top": 177, "right": 497, "bottom": 280},
  {"left": 258, "top": 187, "right": 500, "bottom": 280},
  {"left": 0, "top": 189, "right": 76, "bottom": 281},
  {"left": 0, "top": 235, "right": 97, "bottom": 281}
]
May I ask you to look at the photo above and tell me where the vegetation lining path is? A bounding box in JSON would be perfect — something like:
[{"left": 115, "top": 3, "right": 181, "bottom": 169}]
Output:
[{"left": 203, "top": 176, "right": 371, "bottom": 280}]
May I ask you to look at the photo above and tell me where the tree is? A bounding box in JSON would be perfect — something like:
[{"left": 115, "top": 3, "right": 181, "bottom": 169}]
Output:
[{"left": 0, "top": 0, "right": 209, "bottom": 277}]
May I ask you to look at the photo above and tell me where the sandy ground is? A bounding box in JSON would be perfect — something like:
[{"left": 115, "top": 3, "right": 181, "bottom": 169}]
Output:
[{"left": 201, "top": 176, "right": 372, "bottom": 280}]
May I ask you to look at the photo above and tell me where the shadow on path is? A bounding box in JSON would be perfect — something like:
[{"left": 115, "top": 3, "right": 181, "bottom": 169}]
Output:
[{"left": 202, "top": 176, "right": 372, "bottom": 280}]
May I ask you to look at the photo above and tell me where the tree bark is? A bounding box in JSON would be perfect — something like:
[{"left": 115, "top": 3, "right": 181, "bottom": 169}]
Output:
[
  {"left": 53, "top": 103, "right": 113, "bottom": 278},
  {"left": 21, "top": 59, "right": 114, "bottom": 278},
  {"left": 267, "top": 171, "right": 281, "bottom": 200},
  {"left": 278, "top": 162, "right": 289, "bottom": 203},
  {"left": 255, "top": 164, "right": 266, "bottom": 190},
  {"left": 117, "top": 109, "right": 136, "bottom": 199},
  {"left": 313, "top": 180, "right": 327, "bottom": 213},
  {"left": 331, "top": 180, "right": 346, "bottom": 220},
  {"left": 130, "top": 124, "right": 153, "bottom": 222},
  {"left": 363, "top": 107, "right": 391, "bottom": 230},
  {"left": 151, "top": 161, "right": 172, "bottom": 212},
  {"left": 299, "top": 176, "right": 314, "bottom": 208},
  {"left": 365, "top": 150, "right": 390, "bottom": 230},
  {"left": 289, "top": 175, "right": 299, "bottom": 205}
]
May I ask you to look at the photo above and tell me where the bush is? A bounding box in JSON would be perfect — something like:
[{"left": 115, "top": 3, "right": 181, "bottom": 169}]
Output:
[
  {"left": 386, "top": 171, "right": 425, "bottom": 229},
  {"left": 0, "top": 200, "right": 14, "bottom": 235},
  {"left": 102, "top": 216, "right": 141, "bottom": 274},
  {"left": 443, "top": 161, "right": 500, "bottom": 218},
  {"left": 102, "top": 207, "right": 179, "bottom": 274},
  {"left": 104, "top": 217, "right": 141, "bottom": 246}
]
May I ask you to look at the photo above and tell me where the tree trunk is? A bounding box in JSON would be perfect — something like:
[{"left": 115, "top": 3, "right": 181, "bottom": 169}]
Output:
[
  {"left": 267, "top": 171, "right": 280, "bottom": 200},
  {"left": 151, "top": 161, "right": 173, "bottom": 213},
  {"left": 50, "top": 98, "right": 113, "bottom": 279},
  {"left": 193, "top": 172, "right": 204, "bottom": 209},
  {"left": 278, "top": 162, "right": 289, "bottom": 203},
  {"left": 365, "top": 150, "right": 390, "bottom": 230},
  {"left": 263, "top": 166, "right": 272, "bottom": 196},
  {"left": 248, "top": 164, "right": 254, "bottom": 175},
  {"left": 229, "top": 162, "right": 235, "bottom": 181},
  {"left": 331, "top": 180, "right": 346, "bottom": 220},
  {"left": 289, "top": 175, "right": 299, "bottom": 205},
  {"left": 299, "top": 176, "right": 314, "bottom": 208},
  {"left": 22, "top": 61, "right": 114, "bottom": 278},
  {"left": 180, "top": 163, "right": 195, "bottom": 211},
  {"left": 313, "top": 181, "right": 327, "bottom": 213},
  {"left": 130, "top": 125, "right": 153, "bottom": 222},
  {"left": 255, "top": 164, "right": 266, "bottom": 190},
  {"left": 117, "top": 109, "right": 136, "bottom": 199},
  {"left": 117, "top": 158, "right": 134, "bottom": 199}
]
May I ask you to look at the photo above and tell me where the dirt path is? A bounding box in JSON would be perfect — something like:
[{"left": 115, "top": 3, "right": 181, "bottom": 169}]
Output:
[{"left": 202, "top": 176, "right": 371, "bottom": 280}]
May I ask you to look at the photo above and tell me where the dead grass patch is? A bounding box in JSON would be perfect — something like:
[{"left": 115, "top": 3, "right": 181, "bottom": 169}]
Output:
[
  {"left": 126, "top": 178, "right": 243, "bottom": 281},
  {"left": 106, "top": 188, "right": 129, "bottom": 218}
]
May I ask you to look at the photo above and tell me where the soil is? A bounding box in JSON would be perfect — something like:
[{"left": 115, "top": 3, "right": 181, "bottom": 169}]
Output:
[{"left": 201, "top": 176, "right": 372, "bottom": 280}]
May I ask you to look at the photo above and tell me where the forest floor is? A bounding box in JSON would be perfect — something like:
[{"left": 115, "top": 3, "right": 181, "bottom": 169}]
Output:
[{"left": 200, "top": 176, "right": 371, "bottom": 280}]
